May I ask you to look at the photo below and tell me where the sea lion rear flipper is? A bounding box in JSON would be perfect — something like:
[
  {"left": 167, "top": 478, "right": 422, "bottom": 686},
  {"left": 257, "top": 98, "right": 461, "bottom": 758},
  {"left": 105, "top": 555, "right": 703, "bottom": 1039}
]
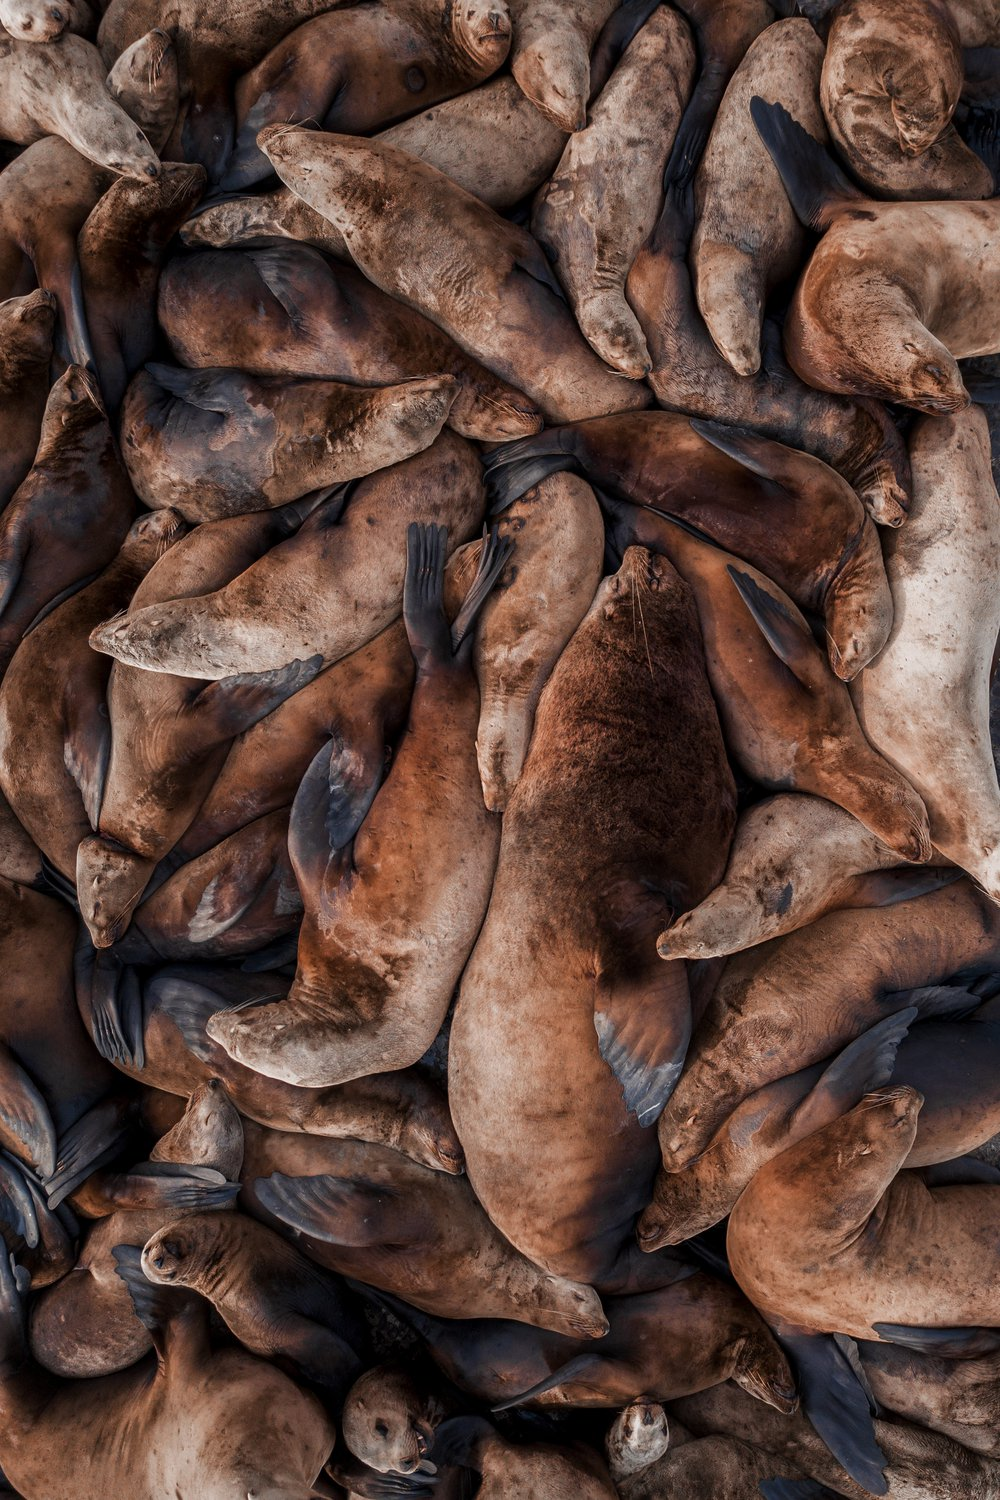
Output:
[
  {"left": 588, "top": 0, "right": 662, "bottom": 101},
  {"left": 450, "top": 525, "right": 515, "bottom": 651},
  {"left": 871, "top": 1323, "right": 1000, "bottom": 1357},
  {"left": 290, "top": 731, "right": 386, "bottom": 897},
  {"left": 775, "top": 1331, "right": 887, "bottom": 1497},
  {"left": 189, "top": 653, "right": 324, "bottom": 739},
  {"left": 919, "top": 1156, "right": 1000, "bottom": 1188},
  {"left": 726, "top": 566, "right": 818, "bottom": 688},
  {"left": 760, "top": 1482, "right": 842, "bottom": 1499},
  {"left": 45, "top": 1095, "right": 132, "bottom": 1209},
  {"left": 844, "top": 867, "right": 962, "bottom": 910},
  {"left": 787, "top": 1008, "right": 917, "bottom": 1141},
  {"left": 595, "top": 954, "right": 691, "bottom": 1127},
  {"left": 749, "top": 98, "right": 865, "bottom": 233},
  {"left": 253, "top": 1171, "right": 429, "bottom": 1249},
  {"left": 0, "top": 1044, "right": 58, "bottom": 1181}
]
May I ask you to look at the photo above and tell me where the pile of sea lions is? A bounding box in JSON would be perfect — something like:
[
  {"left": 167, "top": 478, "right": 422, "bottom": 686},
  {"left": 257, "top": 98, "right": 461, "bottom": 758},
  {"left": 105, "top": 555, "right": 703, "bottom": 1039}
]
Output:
[{"left": 0, "top": 0, "right": 999, "bottom": 1495}]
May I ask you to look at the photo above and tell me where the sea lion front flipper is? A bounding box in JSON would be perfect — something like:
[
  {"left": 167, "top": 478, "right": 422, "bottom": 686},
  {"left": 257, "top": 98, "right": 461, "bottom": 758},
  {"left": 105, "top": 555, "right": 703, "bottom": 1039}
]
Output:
[
  {"left": 116, "top": 1161, "right": 241, "bottom": 1212},
  {"left": 844, "top": 867, "right": 962, "bottom": 909},
  {"left": 786, "top": 1008, "right": 917, "bottom": 1141},
  {"left": 189, "top": 653, "right": 324, "bottom": 740},
  {"left": 726, "top": 566, "right": 818, "bottom": 689},
  {"left": 919, "top": 1157, "right": 1000, "bottom": 1187},
  {"left": 490, "top": 1352, "right": 618, "bottom": 1411},
  {"left": 775, "top": 1330, "right": 887, "bottom": 1497},
  {"left": 688, "top": 419, "right": 810, "bottom": 493},
  {"left": 290, "top": 732, "right": 386, "bottom": 898},
  {"left": 80, "top": 946, "right": 145, "bottom": 1069},
  {"left": 588, "top": 0, "right": 662, "bottom": 101},
  {"left": 112, "top": 1242, "right": 204, "bottom": 1366},
  {"left": 749, "top": 97, "right": 865, "bottom": 233},
  {"left": 594, "top": 951, "right": 691, "bottom": 1127},
  {"left": 45, "top": 1095, "right": 132, "bottom": 1209},
  {"left": 155, "top": 973, "right": 284, "bottom": 1061},
  {"left": 450, "top": 525, "right": 516, "bottom": 651},
  {"left": 480, "top": 430, "right": 578, "bottom": 513},
  {"left": 871, "top": 1323, "right": 1000, "bottom": 1357},
  {"left": 0, "top": 1045, "right": 58, "bottom": 1181},
  {"left": 253, "top": 1171, "right": 429, "bottom": 1249},
  {"left": 0, "top": 1152, "right": 40, "bottom": 1250}
]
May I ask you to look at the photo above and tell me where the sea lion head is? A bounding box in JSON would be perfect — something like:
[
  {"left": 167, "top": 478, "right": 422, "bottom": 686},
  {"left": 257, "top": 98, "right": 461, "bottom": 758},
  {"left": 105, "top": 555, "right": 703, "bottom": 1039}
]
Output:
[
  {"left": 835, "top": 1085, "right": 924, "bottom": 1171},
  {"left": 449, "top": 0, "right": 512, "bottom": 71},
  {"left": 141, "top": 1213, "right": 229, "bottom": 1290},
  {"left": 637, "top": 1131, "right": 742, "bottom": 1250},
  {"left": 119, "top": 506, "right": 189, "bottom": 568},
  {"left": 511, "top": 36, "right": 589, "bottom": 133},
  {"left": 0, "top": 289, "right": 56, "bottom": 379},
  {"left": 528, "top": 1272, "right": 610, "bottom": 1340},
  {"left": 106, "top": 28, "right": 180, "bottom": 153},
  {"left": 342, "top": 1366, "right": 436, "bottom": 1475},
  {"left": 729, "top": 1322, "right": 799, "bottom": 1415},
  {"left": 0, "top": 0, "right": 69, "bottom": 41},
  {"left": 46, "top": 364, "right": 107, "bottom": 436},
  {"left": 605, "top": 1400, "right": 670, "bottom": 1478},
  {"left": 76, "top": 835, "right": 155, "bottom": 949},
  {"left": 150, "top": 1079, "right": 244, "bottom": 1179}
]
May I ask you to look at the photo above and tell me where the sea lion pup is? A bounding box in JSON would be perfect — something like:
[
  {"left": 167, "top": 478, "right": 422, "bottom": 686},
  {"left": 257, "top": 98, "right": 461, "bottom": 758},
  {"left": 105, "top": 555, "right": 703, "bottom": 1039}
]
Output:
[
  {"left": 658, "top": 793, "right": 952, "bottom": 961},
  {"left": 241, "top": 1126, "right": 609, "bottom": 1337},
  {"left": 206, "top": 524, "right": 509, "bottom": 1086},
  {"left": 450, "top": 545, "right": 736, "bottom": 1290},
  {"left": 0, "top": 510, "right": 187, "bottom": 883},
  {"left": 606, "top": 1402, "right": 671, "bottom": 1485},
  {"left": 531, "top": 6, "right": 694, "bottom": 378},
  {"left": 224, "top": 0, "right": 512, "bottom": 190},
  {"left": 822, "top": 0, "right": 995, "bottom": 200},
  {"left": 858, "top": 1339, "right": 1000, "bottom": 1457},
  {"left": 485, "top": 413, "right": 893, "bottom": 679},
  {"left": 0, "top": 1244, "right": 338, "bottom": 1500},
  {"left": 852, "top": 408, "right": 1000, "bottom": 903},
  {"left": 0, "top": 33, "right": 160, "bottom": 178},
  {"left": 505, "top": 0, "right": 616, "bottom": 132},
  {"left": 625, "top": 179, "right": 911, "bottom": 527},
  {"left": 257, "top": 127, "right": 650, "bottom": 425},
  {"left": 655, "top": 878, "right": 1000, "bottom": 1172},
  {"left": 752, "top": 99, "right": 1000, "bottom": 413},
  {"left": 691, "top": 19, "right": 826, "bottom": 379},
  {"left": 160, "top": 248, "right": 541, "bottom": 444},
  {"left": 29, "top": 1081, "right": 243, "bottom": 1378},
  {"left": 120, "top": 364, "right": 459, "bottom": 522},
  {"left": 90, "top": 431, "right": 486, "bottom": 680},
  {"left": 0, "top": 292, "right": 55, "bottom": 510},
  {"left": 0, "top": 365, "right": 134, "bottom": 675}
]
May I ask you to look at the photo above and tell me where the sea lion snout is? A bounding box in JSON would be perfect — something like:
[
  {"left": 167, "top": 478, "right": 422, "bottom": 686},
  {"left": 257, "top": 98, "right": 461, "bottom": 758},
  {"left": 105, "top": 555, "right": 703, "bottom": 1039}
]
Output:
[{"left": 141, "top": 1233, "right": 187, "bottom": 1281}]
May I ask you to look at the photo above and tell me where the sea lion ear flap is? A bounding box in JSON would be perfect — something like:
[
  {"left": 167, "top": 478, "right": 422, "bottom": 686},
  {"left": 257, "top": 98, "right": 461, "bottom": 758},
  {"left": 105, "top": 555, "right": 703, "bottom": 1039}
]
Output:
[
  {"left": 787, "top": 1007, "right": 917, "bottom": 1142},
  {"left": 727, "top": 565, "right": 820, "bottom": 688},
  {"left": 252, "top": 1171, "right": 427, "bottom": 1250},
  {"left": 774, "top": 1330, "right": 888, "bottom": 1497}
]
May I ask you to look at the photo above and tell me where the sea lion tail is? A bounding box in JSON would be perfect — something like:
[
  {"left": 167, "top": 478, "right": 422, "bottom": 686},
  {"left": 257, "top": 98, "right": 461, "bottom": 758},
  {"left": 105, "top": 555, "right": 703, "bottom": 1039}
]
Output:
[{"left": 749, "top": 98, "right": 865, "bottom": 233}]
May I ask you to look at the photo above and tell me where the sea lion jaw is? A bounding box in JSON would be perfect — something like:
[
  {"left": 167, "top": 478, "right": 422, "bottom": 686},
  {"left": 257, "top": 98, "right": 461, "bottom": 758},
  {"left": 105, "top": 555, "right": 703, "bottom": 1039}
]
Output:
[
  {"left": 526, "top": 1274, "right": 609, "bottom": 1341},
  {"left": 76, "top": 835, "right": 156, "bottom": 948},
  {"left": 121, "top": 506, "right": 190, "bottom": 564},
  {"left": 452, "top": 0, "right": 513, "bottom": 69},
  {"left": 106, "top": 28, "right": 179, "bottom": 153},
  {"left": 342, "top": 1377, "right": 434, "bottom": 1475},
  {"left": 0, "top": 0, "right": 69, "bottom": 41}
]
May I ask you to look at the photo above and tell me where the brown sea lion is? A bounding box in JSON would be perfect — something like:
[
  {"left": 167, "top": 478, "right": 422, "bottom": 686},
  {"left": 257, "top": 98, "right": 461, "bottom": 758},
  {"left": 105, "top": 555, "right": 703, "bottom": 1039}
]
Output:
[
  {"left": 120, "top": 364, "right": 459, "bottom": 522},
  {"left": 752, "top": 99, "right": 1000, "bottom": 412},
  {"left": 852, "top": 408, "right": 1000, "bottom": 903},
  {"left": 821, "top": 0, "right": 994, "bottom": 199},
  {"left": 205, "top": 523, "right": 508, "bottom": 1086},
  {"left": 257, "top": 126, "right": 650, "bottom": 424},
  {"left": 655, "top": 878, "right": 1000, "bottom": 1171},
  {"left": 106, "top": 28, "right": 179, "bottom": 152},
  {"left": 605, "top": 1401, "right": 671, "bottom": 1486},
  {"left": 424, "top": 1416, "right": 621, "bottom": 1500},
  {"left": 625, "top": 179, "right": 911, "bottom": 526},
  {"left": 691, "top": 19, "right": 826, "bottom": 378},
  {"left": 241, "top": 1125, "right": 610, "bottom": 1337},
  {"left": 159, "top": 246, "right": 542, "bottom": 443},
  {"left": 858, "top": 1338, "right": 1000, "bottom": 1457},
  {"left": 0, "top": 366, "right": 134, "bottom": 676},
  {"left": 666, "top": 0, "right": 774, "bottom": 183},
  {"left": 0, "top": 790, "right": 43, "bottom": 890},
  {"left": 484, "top": 413, "right": 894, "bottom": 679},
  {"left": 0, "top": 0, "right": 74, "bottom": 42},
  {"left": 224, "top": 0, "right": 512, "bottom": 190},
  {"left": 618, "top": 1431, "right": 810, "bottom": 1500},
  {"left": 341, "top": 1364, "right": 451, "bottom": 1475},
  {"left": 507, "top": 0, "right": 617, "bottom": 131},
  {"left": 0, "top": 292, "right": 55, "bottom": 511},
  {"left": 531, "top": 5, "right": 694, "bottom": 378},
  {"left": 90, "top": 431, "right": 486, "bottom": 679},
  {"left": 450, "top": 546, "right": 736, "bottom": 1290}
]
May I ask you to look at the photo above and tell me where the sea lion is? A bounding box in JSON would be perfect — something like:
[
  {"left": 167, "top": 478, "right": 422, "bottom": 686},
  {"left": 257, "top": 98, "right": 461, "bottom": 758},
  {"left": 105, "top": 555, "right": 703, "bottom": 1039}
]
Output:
[
  {"left": 159, "top": 246, "right": 542, "bottom": 443},
  {"left": 666, "top": 0, "right": 774, "bottom": 182},
  {"left": 450, "top": 546, "right": 736, "bottom": 1290},
  {"left": 0, "top": 365, "right": 134, "bottom": 676},
  {"left": 256, "top": 126, "right": 650, "bottom": 424},
  {"left": 141, "top": 1209, "right": 365, "bottom": 1397},
  {"left": 507, "top": 0, "right": 617, "bottom": 131},
  {"left": 427, "top": 1416, "right": 620, "bottom": 1500},
  {"left": 0, "top": 292, "right": 55, "bottom": 511},
  {"left": 0, "top": 509, "right": 187, "bottom": 882},
  {"left": 625, "top": 179, "right": 911, "bottom": 526},
  {"left": 28, "top": 1080, "right": 243, "bottom": 1378},
  {"left": 120, "top": 364, "right": 459, "bottom": 522},
  {"left": 851, "top": 407, "right": 1000, "bottom": 903},
  {"left": 531, "top": 5, "right": 694, "bottom": 378},
  {"left": 0, "top": 791, "right": 43, "bottom": 890},
  {"left": 205, "top": 523, "right": 509, "bottom": 1086},
  {"left": 752, "top": 98, "right": 1000, "bottom": 412},
  {"left": 240, "top": 1124, "right": 610, "bottom": 1337},
  {"left": 858, "top": 1338, "right": 1000, "bottom": 1458},
  {"left": 0, "top": 32, "right": 160, "bottom": 178},
  {"left": 619, "top": 1431, "right": 811, "bottom": 1500},
  {"left": 821, "top": 0, "right": 994, "bottom": 199},
  {"left": 691, "top": 19, "right": 826, "bottom": 378},
  {"left": 655, "top": 877, "right": 1000, "bottom": 1171},
  {"left": 90, "top": 430, "right": 486, "bottom": 679},
  {"left": 106, "top": 28, "right": 179, "bottom": 153},
  {"left": 605, "top": 1402, "right": 671, "bottom": 1486},
  {"left": 341, "top": 1364, "right": 449, "bottom": 1474},
  {"left": 0, "top": 0, "right": 75, "bottom": 42},
  {"left": 0, "top": 1243, "right": 337, "bottom": 1500},
  {"left": 484, "top": 412, "right": 894, "bottom": 679},
  {"left": 224, "top": 0, "right": 512, "bottom": 189}
]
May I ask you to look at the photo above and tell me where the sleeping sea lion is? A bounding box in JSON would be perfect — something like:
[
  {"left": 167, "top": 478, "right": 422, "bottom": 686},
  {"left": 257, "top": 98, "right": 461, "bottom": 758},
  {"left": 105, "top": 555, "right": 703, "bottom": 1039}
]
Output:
[
  {"left": 506, "top": 0, "right": 617, "bottom": 131},
  {"left": 0, "top": 292, "right": 56, "bottom": 511},
  {"left": 341, "top": 1364, "right": 450, "bottom": 1474},
  {"left": 450, "top": 546, "right": 736, "bottom": 1290},
  {"left": 617, "top": 1432, "right": 810, "bottom": 1500},
  {"left": 531, "top": 4, "right": 694, "bottom": 377},
  {"left": 120, "top": 364, "right": 459, "bottom": 521},
  {"left": 0, "top": 0, "right": 74, "bottom": 42},
  {"left": 224, "top": 0, "right": 512, "bottom": 189},
  {"left": 426, "top": 1416, "right": 620, "bottom": 1500},
  {"left": 256, "top": 125, "right": 650, "bottom": 424},
  {"left": 159, "top": 246, "right": 542, "bottom": 443},
  {"left": 90, "top": 431, "right": 486, "bottom": 679},
  {"left": 858, "top": 1339, "right": 1000, "bottom": 1457}
]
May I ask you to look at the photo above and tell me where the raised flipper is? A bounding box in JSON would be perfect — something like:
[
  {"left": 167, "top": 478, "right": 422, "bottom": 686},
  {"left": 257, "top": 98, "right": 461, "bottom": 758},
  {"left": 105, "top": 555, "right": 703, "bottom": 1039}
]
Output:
[
  {"left": 253, "top": 1172, "right": 429, "bottom": 1248},
  {"left": 919, "top": 1156, "right": 1000, "bottom": 1188},
  {"left": 78, "top": 944, "right": 145, "bottom": 1069},
  {"left": 490, "top": 1352, "right": 618, "bottom": 1411},
  {"left": 589, "top": 0, "right": 662, "bottom": 100},
  {"left": 289, "top": 732, "right": 386, "bottom": 897},
  {"left": 0, "top": 1044, "right": 57, "bottom": 1181},
  {"left": 727, "top": 566, "right": 820, "bottom": 689},
  {"left": 775, "top": 1330, "right": 887, "bottom": 1497},
  {"left": 871, "top": 1323, "right": 1000, "bottom": 1357},
  {"left": 450, "top": 525, "right": 515, "bottom": 652},
  {"left": 760, "top": 1482, "right": 842, "bottom": 1500},
  {"left": 786, "top": 1009, "right": 917, "bottom": 1141},
  {"left": 749, "top": 97, "right": 866, "bottom": 233},
  {"left": 188, "top": 653, "right": 324, "bottom": 739},
  {"left": 845, "top": 867, "right": 961, "bottom": 909},
  {"left": 45, "top": 1096, "right": 132, "bottom": 1208}
]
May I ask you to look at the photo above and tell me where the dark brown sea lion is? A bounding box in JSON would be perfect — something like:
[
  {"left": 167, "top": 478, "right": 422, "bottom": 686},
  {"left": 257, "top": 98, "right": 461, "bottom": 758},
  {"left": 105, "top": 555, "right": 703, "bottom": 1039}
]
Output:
[
  {"left": 858, "top": 1339, "right": 1000, "bottom": 1458},
  {"left": 120, "top": 364, "right": 459, "bottom": 521},
  {"left": 655, "top": 878, "right": 1000, "bottom": 1171},
  {"left": 0, "top": 510, "right": 187, "bottom": 882},
  {"left": 90, "top": 431, "right": 486, "bottom": 679},
  {"left": 225, "top": 0, "right": 512, "bottom": 190},
  {"left": 625, "top": 179, "right": 911, "bottom": 526},
  {"left": 258, "top": 126, "right": 650, "bottom": 424},
  {"left": 0, "top": 791, "right": 43, "bottom": 890},
  {"left": 424, "top": 1416, "right": 622, "bottom": 1500},
  {"left": 205, "top": 523, "right": 508, "bottom": 1086},
  {"left": 484, "top": 412, "right": 893, "bottom": 679},
  {"left": 0, "top": 292, "right": 56, "bottom": 511},
  {"left": 0, "top": 366, "right": 134, "bottom": 675},
  {"left": 159, "top": 246, "right": 542, "bottom": 443},
  {"left": 450, "top": 546, "right": 736, "bottom": 1290},
  {"left": 240, "top": 1124, "right": 610, "bottom": 1337},
  {"left": 507, "top": 0, "right": 617, "bottom": 131}
]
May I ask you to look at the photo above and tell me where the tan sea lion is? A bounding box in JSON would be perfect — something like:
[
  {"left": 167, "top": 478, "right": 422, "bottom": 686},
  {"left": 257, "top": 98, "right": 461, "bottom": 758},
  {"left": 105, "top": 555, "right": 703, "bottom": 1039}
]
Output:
[
  {"left": 450, "top": 547, "right": 736, "bottom": 1290},
  {"left": 531, "top": 5, "right": 694, "bottom": 377},
  {"left": 655, "top": 878, "right": 1000, "bottom": 1171},
  {"left": 224, "top": 0, "right": 512, "bottom": 190},
  {"left": 858, "top": 1338, "right": 1000, "bottom": 1457},
  {"left": 0, "top": 0, "right": 74, "bottom": 42},
  {"left": 120, "top": 364, "right": 459, "bottom": 522},
  {"left": 159, "top": 246, "right": 542, "bottom": 443},
  {"left": 0, "top": 291, "right": 55, "bottom": 511},
  {"left": 852, "top": 407, "right": 1000, "bottom": 903},
  {"left": 90, "top": 431, "right": 486, "bottom": 679},
  {"left": 821, "top": 0, "right": 994, "bottom": 199},
  {"left": 205, "top": 523, "right": 509, "bottom": 1086},
  {"left": 605, "top": 1401, "right": 671, "bottom": 1486},
  {"left": 691, "top": 19, "right": 826, "bottom": 378},
  {"left": 257, "top": 126, "right": 650, "bottom": 424},
  {"left": 507, "top": 0, "right": 617, "bottom": 131},
  {"left": 752, "top": 98, "right": 1000, "bottom": 412}
]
